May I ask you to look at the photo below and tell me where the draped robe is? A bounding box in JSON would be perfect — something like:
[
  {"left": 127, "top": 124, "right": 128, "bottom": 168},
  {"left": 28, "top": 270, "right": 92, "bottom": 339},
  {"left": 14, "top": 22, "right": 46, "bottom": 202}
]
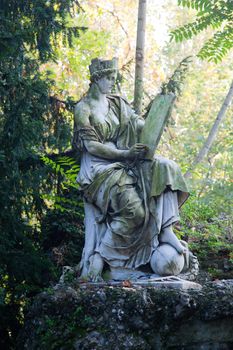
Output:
[{"left": 73, "top": 95, "right": 189, "bottom": 273}]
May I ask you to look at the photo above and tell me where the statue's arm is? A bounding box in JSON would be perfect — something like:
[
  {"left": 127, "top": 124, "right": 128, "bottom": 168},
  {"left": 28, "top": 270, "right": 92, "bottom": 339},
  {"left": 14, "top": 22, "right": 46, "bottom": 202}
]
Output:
[
  {"left": 85, "top": 140, "right": 129, "bottom": 160},
  {"left": 74, "top": 101, "right": 132, "bottom": 160},
  {"left": 85, "top": 140, "right": 147, "bottom": 160}
]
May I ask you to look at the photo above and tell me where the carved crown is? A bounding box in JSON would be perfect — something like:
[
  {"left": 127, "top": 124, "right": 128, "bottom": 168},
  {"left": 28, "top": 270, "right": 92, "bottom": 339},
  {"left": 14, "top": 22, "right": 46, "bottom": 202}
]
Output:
[{"left": 89, "top": 58, "right": 118, "bottom": 79}]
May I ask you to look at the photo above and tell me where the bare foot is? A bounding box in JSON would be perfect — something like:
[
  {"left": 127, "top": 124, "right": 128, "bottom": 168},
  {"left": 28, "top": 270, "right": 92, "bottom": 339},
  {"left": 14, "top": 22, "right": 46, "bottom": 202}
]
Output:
[{"left": 88, "top": 253, "right": 104, "bottom": 282}]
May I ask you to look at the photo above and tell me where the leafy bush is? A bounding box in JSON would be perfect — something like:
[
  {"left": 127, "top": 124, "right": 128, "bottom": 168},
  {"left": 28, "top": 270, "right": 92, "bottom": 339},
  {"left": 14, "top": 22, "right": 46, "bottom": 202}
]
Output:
[
  {"left": 179, "top": 190, "right": 233, "bottom": 278},
  {"left": 41, "top": 206, "right": 84, "bottom": 268}
]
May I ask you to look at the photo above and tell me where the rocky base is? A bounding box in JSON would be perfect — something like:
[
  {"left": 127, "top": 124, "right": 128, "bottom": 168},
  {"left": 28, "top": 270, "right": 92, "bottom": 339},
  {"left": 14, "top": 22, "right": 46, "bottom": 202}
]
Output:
[{"left": 17, "top": 279, "right": 233, "bottom": 350}]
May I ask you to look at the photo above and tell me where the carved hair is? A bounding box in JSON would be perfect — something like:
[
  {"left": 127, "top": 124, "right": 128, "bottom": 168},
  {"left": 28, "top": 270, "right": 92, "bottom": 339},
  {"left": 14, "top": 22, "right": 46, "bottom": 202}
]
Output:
[{"left": 89, "top": 57, "right": 118, "bottom": 82}]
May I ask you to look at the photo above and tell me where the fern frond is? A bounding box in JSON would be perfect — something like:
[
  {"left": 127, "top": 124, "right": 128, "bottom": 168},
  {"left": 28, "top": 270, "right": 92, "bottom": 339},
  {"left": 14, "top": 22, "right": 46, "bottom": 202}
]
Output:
[{"left": 41, "top": 155, "right": 80, "bottom": 189}]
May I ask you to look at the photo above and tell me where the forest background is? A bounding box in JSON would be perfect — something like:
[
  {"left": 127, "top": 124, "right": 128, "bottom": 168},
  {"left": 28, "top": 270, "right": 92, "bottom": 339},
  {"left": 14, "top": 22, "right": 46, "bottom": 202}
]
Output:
[{"left": 0, "top": 0, "right": 232, "bottom": 348}]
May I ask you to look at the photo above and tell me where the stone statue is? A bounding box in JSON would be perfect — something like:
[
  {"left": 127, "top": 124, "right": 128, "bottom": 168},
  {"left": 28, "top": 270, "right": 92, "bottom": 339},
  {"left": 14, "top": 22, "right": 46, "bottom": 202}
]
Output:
[{"left": 73, "top": 58, "right": 192, "bottom": 282}]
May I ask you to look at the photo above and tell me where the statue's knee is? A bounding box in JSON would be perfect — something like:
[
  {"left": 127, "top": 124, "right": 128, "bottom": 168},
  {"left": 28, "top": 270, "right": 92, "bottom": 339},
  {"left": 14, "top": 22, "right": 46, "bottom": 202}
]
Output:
[
  {"left": 134, "top": 205, "right": 145, "bottom": 225},
  {"left": 154, "top": 156, "right": 175, "bottom": 166}
]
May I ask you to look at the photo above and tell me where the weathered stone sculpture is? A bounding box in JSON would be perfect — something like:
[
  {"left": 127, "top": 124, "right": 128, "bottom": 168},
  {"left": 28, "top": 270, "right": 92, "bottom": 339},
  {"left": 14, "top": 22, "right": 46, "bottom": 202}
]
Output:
[{"left": 73, "top": 57, "right": 193, "bottom": 282}]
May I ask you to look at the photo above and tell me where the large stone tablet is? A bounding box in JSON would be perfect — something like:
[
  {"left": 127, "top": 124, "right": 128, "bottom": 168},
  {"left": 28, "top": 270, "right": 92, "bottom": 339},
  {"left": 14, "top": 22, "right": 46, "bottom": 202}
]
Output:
[{"left": 140, "top": 93, "right": 175, "bottom": 159}]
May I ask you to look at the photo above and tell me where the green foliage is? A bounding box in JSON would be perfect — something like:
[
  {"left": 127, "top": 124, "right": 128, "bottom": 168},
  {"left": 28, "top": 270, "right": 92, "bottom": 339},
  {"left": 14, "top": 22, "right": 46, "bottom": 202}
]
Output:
[
  {"left": 42, "top": 155, "right": 80, "bottom": 190},
  {"left": 0, "top": 0, "right": 85, "bottom": 61},
  {"left": 41, "top": 208, "right": 84, "bottom": 267},
  {"left": 0, "top": 1, "right": 85, "bottom": 348},
  {"left": 161, "top": 56, "right": 192, "bottom": 96},
  {"left": 171, "top": 0, "right": 233, "bottom": 62},
  {"left": 36, "top": 311, "right": 89, "bottom": 349},
  {"left": 40, "top": 154, "right": 84, "bottom": 268},
  {"left": 177, "top": 0, "right": 213, "bottom": 10},
  {"left": 46, "top": 19, "right": 110, "bottom": 99},
  {"left": 180, "top": 191, "right": 233, "bottom": 278}
]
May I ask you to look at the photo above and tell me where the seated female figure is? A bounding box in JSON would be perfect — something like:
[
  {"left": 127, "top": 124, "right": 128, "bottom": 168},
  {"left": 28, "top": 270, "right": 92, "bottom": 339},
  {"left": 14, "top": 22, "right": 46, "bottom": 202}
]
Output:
[{"left": 73, "top": 58, "right": 189, "bottom": 281}]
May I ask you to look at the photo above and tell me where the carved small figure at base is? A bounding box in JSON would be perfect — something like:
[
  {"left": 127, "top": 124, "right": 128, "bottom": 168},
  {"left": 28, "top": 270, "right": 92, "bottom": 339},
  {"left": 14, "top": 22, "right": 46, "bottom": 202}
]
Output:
[{"left": 72, "top": 57, "right": 197, "bottom": 282}]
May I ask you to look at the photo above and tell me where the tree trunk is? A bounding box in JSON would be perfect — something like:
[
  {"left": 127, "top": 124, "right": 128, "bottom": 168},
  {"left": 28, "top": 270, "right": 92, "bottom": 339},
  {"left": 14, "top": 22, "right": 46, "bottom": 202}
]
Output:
[
  {"left": 134, "top": 0, "right": 147, "bottom": 115},
  {"left": 185, "top": 79, "right": 233, "bottom": 178}
]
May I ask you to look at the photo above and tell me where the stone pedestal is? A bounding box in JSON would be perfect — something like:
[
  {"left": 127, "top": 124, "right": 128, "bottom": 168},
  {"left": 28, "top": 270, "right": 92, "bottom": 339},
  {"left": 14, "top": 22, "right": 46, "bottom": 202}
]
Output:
[{"left": 18, "top": 280, "right": 233, "bottom": 350}]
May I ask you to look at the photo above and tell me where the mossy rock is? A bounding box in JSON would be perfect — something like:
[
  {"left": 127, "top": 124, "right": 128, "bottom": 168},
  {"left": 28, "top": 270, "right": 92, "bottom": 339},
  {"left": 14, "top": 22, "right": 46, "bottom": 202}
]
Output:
[{"left": 17, "top": 280, "right": 233, "bottom": 350}]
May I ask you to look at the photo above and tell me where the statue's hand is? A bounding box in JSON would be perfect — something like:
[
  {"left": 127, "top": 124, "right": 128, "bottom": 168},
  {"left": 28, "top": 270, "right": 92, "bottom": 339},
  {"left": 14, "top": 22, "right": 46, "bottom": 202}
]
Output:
[{"left": 126, "top": 143, "right": 148, "bottom": 160}]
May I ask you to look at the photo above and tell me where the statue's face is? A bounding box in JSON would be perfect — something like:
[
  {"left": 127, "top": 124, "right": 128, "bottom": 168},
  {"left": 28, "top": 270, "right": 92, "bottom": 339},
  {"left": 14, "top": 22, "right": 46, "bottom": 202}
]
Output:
[{"left": 96, "top": 72, "right": 117, "bottom": 94}]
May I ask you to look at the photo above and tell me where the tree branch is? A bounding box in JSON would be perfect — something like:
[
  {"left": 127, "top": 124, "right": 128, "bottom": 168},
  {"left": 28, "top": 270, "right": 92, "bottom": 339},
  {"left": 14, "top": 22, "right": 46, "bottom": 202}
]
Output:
[{"left": 185, "top": 78, "right": 233, "bottom": 178}]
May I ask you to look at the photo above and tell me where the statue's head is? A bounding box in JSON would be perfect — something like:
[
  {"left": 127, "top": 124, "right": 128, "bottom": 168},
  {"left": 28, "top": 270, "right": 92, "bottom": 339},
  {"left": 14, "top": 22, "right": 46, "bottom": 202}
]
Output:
[
  {"left": 89, "top": 58, "right": 118, "bottom": 82},
  {"left": 89, "top": 58, "right": 118, "bottom": 94}
]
